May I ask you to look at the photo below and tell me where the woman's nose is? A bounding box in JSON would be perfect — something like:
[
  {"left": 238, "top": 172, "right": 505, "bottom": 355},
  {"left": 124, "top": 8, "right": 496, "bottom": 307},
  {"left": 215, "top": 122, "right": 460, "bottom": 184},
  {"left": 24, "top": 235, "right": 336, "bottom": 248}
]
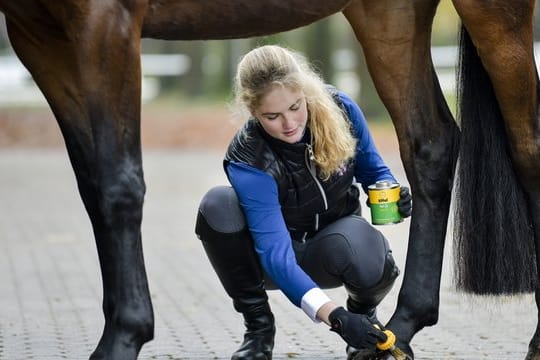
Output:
[{"left": 282, "top": 113, "right": 294, "bottom": 127}]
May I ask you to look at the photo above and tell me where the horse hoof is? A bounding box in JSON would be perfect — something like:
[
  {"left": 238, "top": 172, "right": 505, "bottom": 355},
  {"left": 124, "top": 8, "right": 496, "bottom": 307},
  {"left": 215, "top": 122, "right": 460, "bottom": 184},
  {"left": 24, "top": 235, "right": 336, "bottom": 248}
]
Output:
[
  {"left": 349, "top": 351, "right": 378, "bottom": 360},
  {"left": 526, "top": 345, "right": 540, "bottom": 360},
  {"left": 347, "top": 342, "right": 414, "bottom": 360},
  {"left": 348, "top": 349, "right": 414, "bottom": 360},
  {"left": 347, "top": 348, "right": 376, "bottom": 360},
  {"left": 387, "top": 342, "right": 414, "bottom": 360}
]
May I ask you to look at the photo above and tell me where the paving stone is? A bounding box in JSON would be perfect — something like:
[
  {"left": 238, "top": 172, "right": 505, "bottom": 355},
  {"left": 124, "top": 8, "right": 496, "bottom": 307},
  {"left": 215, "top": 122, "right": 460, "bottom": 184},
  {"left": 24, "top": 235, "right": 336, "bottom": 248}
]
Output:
[{"left": 0, "top": 149, "right": 536, "bottom": 359}]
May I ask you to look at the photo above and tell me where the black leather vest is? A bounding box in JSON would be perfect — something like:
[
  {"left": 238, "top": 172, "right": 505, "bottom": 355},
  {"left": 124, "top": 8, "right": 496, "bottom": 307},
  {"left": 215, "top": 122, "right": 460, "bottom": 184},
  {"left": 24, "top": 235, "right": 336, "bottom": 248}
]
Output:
[{"left": 224, "top": 101, "right": 360, "bottom": 241}]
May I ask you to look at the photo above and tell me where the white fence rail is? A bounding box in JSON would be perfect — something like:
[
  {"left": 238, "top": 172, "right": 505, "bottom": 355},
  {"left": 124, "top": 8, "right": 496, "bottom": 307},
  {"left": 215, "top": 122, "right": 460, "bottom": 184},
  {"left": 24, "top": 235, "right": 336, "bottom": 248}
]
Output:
[
  {"left": 0, "top": 54, "right": 190, "bottom": 106},
  {"left": 2, "top": 44, "right": 540, "bottom": 107}
]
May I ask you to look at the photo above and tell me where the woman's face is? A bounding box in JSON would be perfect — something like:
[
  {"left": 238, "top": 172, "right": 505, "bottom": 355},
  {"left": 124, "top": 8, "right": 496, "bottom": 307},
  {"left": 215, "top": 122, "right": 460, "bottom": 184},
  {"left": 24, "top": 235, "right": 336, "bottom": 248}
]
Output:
[{"left": 253, "top": 85, "right": 308, "bottom": 144}]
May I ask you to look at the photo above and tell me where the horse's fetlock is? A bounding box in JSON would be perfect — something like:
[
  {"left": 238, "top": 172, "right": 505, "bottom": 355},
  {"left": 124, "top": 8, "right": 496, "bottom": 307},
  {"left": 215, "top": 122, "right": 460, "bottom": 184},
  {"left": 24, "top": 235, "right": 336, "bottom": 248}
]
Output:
[
  {"left": 114, "top": 306, "right": 154, "bottom": 343},
  {"left": 399, "top": 292, "right": 439, "bottom": 329},
  {"left": 421, "top": 308, "right": 439, "bottom": 327}
]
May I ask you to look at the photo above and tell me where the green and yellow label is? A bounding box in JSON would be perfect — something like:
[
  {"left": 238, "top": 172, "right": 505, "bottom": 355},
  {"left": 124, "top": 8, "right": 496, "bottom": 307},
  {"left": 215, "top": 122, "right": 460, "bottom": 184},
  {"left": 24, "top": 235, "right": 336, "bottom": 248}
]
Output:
[{"left": 368, "top": 182, "right": 402, "bottom": 225}]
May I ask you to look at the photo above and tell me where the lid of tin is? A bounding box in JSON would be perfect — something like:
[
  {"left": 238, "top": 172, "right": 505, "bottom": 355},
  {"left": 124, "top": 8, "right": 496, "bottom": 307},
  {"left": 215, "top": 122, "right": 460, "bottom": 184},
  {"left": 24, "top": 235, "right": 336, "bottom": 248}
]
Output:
[{"left": 368, "top": 180, "right": 399, "bottom": 190}]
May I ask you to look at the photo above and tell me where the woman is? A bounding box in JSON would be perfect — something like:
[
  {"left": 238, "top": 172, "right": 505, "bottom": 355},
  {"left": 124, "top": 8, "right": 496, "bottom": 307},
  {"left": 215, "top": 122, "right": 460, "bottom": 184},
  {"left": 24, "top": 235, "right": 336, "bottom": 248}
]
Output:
[{"left": 195, "top": 45, "right": 412, "bottom": 360}]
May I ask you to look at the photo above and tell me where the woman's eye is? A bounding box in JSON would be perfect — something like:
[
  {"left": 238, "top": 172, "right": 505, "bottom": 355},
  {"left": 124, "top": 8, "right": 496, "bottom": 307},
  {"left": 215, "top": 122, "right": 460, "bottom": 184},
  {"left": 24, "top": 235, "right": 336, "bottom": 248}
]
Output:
[
  {"left": 266, "top": 114, "right": 279, "bottom": 120},
  {"left": 290, "top": 106, "right": 299, "bottom": 111}
]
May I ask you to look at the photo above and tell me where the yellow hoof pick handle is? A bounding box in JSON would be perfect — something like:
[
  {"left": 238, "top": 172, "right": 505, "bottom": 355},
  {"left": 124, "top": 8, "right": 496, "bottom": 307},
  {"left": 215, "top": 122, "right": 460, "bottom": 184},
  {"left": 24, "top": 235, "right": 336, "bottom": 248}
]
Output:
[
  {"left": 374, "top": 325, "right": 408, "bottom": 360},
  {"left": 375, "top": 326, "right": 396, "bottom": 351}
]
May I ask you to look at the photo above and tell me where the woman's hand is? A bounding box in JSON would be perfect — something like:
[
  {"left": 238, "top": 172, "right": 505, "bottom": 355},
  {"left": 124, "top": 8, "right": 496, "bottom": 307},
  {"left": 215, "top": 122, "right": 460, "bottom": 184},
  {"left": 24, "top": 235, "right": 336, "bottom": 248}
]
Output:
[
  {"left": 328, "top": 306, "right": 387, "bottom": 350},
  {"left": 397, "top": 186, "right": 412, "bottom": 218}
]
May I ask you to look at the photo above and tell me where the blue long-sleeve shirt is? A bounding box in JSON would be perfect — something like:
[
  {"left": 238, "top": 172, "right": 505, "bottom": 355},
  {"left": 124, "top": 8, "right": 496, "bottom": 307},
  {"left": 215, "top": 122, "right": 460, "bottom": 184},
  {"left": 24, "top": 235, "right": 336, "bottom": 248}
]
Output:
[{"left": 226, "top": 91, "right": 396, "bottom": 313}]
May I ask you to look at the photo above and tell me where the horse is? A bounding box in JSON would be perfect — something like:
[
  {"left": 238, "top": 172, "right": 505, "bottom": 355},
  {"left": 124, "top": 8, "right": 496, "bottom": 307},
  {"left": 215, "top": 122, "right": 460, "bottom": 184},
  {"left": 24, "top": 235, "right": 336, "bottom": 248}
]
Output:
[{"left": 1, "top": 0, "right": 539, "bottom": 359}]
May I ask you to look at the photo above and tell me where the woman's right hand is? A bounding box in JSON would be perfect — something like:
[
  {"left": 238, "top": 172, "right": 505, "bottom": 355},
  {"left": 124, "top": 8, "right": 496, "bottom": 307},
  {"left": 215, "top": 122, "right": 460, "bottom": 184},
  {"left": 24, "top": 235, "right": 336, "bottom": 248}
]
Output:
[
  {"left": 397, "top": 186, "right": 412, "bottom": 218},
  {"left": 328, "top": 306, "right": 387, "bottom": 350}
]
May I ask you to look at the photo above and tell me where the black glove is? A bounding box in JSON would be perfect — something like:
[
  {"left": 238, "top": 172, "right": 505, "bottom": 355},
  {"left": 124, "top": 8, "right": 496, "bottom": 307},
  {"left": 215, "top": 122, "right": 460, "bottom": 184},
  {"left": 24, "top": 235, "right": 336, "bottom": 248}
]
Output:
[
  {"left": 397, "top": 186, "right": 412, "bottom": 218},
  {"left": 328, "top": 307, "right": 387, "bottom": 350}
]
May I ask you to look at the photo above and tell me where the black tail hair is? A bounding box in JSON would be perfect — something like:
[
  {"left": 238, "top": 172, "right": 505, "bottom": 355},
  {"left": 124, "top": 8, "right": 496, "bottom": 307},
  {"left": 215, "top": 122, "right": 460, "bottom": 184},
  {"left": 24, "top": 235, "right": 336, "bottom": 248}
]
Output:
[{"left": 453, "top": 25, "right": 536, "bottom": 294}]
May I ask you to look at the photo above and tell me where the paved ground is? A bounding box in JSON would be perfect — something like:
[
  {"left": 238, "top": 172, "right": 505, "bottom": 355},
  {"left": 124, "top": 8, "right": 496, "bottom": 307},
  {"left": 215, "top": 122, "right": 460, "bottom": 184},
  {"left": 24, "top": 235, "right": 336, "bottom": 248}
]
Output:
[{"left": 0, "top": 148, "right": 537, "bottom": 360}]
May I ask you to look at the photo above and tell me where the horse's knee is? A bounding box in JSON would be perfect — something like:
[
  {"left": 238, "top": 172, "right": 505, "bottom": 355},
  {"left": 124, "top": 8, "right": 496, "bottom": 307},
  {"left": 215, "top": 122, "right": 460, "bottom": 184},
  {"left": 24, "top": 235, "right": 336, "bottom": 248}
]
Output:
[
  {"left": 99, "top": 164, "right": 146, "bottom": 225},
  {"left": 406, "top": 137, "right": 457, "bottom": 202}
]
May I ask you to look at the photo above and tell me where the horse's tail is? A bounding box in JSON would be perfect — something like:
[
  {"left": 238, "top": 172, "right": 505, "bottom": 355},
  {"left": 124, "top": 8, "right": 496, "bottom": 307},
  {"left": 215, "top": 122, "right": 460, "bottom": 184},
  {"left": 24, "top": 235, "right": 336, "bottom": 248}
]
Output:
[{"left": 453, "top": 25, "right": 537, "bottom": 294}]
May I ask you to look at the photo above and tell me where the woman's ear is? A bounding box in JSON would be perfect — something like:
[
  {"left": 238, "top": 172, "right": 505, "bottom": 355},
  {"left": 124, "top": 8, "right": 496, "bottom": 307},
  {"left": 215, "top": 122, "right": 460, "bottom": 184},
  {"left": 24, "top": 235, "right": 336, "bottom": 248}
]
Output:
[{"left": 250, "top": 110, "right": 259, "bottom": 122}]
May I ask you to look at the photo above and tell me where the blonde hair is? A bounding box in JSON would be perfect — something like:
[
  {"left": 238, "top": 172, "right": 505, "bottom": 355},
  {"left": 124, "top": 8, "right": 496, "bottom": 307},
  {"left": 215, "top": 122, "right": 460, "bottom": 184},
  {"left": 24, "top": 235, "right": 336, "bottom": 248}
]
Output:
[{"left": 232, "top": 45, "right": 357, "bottom": 180}]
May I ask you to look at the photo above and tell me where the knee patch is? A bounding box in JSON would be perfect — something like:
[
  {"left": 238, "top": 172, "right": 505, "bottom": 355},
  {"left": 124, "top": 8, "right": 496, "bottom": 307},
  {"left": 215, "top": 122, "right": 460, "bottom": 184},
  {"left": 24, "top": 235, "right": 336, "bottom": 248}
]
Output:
[{"left": 195, "top": 186, "right": 247, "bottom": 241}]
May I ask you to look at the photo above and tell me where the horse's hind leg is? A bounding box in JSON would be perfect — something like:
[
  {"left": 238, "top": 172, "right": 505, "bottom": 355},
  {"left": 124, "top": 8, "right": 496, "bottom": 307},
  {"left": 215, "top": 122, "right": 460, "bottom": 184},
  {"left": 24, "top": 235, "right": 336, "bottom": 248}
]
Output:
[
  {"left": 6, "top": 2, "right": 153, "bottom": 359},
  {"left": 344, "top": 0, "right": 458, "bottom": 356},
  {"left": 453, "top": 0, "right": 540, "bottom": 358}
]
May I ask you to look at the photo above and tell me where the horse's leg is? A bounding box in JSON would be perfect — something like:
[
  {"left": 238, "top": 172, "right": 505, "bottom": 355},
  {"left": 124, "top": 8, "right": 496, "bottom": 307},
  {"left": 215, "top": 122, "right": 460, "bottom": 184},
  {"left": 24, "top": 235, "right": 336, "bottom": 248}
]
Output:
[
  {"left": 453, "top": 1, "right": 540, "bottom": 358},
  {"left": 5, "top": 2, "right": 153, "bottom": 359},
  {"left": 344, "top": 0, "right": 458, "bottom": 356}
]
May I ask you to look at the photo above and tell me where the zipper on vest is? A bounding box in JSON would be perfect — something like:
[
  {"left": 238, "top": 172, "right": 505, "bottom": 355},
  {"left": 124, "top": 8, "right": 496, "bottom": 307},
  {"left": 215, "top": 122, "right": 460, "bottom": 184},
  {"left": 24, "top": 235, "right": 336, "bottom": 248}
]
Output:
[{"left": 305, "top": 143, "right": 328, "bottom": 226}]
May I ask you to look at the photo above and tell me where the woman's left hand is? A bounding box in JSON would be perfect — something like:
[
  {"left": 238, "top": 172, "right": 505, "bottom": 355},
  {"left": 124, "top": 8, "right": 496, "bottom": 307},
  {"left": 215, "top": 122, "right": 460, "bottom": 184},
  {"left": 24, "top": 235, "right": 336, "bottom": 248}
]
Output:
[{"left": 398, "top": 186, "right": 412, "bottom": 218}]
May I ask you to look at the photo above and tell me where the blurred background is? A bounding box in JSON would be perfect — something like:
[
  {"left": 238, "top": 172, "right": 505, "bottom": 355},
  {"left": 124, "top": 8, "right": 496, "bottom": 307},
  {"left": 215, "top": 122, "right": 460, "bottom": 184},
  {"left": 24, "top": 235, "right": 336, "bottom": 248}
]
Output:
[
  {"left": 1, "top": 3, "right": 540, "bottom": 150},
  {"left": 5, "top": 5, "right": 540, "bottom": 359}
]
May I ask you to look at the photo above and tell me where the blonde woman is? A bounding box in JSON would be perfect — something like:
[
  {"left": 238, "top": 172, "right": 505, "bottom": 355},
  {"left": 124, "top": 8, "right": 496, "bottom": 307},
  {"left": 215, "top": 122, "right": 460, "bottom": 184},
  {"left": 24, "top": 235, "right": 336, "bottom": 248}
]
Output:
[{"left": 195, "top": 45, "right": 411, "bottom": 360}]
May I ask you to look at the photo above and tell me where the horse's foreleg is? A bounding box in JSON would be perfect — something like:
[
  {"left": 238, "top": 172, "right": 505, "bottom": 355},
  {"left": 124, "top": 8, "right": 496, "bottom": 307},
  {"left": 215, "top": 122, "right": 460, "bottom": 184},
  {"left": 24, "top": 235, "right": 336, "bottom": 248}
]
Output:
[
  {"left": 453, "top": 1, "right": 540, "bottom": 358},
  {"left": 531, "top": 201, "right": 540, "bottom": 360},
  {"left": 6, "top": 3, "right": 153, "bottom": 359},
  {"left": 344, "top": 0, "right": 458, "bottom": 356}
]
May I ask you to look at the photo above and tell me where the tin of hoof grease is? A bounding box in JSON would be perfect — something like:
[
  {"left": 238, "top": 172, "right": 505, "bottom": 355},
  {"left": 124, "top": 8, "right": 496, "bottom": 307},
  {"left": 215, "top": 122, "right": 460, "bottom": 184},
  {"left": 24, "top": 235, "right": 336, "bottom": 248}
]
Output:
[{"left": 368, "top": 180, "right": 402, "bottom": 225}]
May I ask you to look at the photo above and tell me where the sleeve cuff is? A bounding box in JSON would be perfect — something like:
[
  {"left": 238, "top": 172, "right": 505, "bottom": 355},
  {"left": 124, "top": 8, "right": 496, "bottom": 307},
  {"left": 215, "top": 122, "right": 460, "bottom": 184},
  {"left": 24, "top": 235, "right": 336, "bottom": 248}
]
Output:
[{"left": 300, "top": 288, "right": 331, "bottom": 322}]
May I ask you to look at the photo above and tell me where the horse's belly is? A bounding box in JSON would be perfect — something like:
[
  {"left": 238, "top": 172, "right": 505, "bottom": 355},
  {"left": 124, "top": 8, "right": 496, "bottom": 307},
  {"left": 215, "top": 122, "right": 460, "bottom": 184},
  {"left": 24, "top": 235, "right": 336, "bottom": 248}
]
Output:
[{"left": 142, "top": 0, "right": 352, "bottom": 40}]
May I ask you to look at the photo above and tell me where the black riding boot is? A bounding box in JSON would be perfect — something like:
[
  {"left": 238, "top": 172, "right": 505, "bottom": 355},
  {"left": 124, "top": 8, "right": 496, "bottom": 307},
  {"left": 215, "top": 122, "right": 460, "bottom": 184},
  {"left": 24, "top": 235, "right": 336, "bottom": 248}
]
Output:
[
  {"left": 231, "top": 297, "right": 275, "bottom": 360},
  {"left": 196, "top": 186, "right": 275, "bottom": 360},
  {"left": 345, "top": 251, "right": 400, "bottom": 360}
]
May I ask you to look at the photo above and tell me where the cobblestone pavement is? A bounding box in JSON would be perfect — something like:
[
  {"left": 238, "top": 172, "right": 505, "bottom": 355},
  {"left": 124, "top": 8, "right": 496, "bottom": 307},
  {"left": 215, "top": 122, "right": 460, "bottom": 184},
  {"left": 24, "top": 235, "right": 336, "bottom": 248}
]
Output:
[{"left": 0, "top": 149, "right": 536, "bottom": 359}]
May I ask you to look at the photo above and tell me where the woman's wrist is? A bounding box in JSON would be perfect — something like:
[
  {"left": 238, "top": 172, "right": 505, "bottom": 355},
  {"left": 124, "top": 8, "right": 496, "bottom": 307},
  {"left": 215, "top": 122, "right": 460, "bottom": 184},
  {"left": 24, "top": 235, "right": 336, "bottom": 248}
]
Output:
[{"left": 316, "top": 301, "right": 339, "bottom": 325}]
